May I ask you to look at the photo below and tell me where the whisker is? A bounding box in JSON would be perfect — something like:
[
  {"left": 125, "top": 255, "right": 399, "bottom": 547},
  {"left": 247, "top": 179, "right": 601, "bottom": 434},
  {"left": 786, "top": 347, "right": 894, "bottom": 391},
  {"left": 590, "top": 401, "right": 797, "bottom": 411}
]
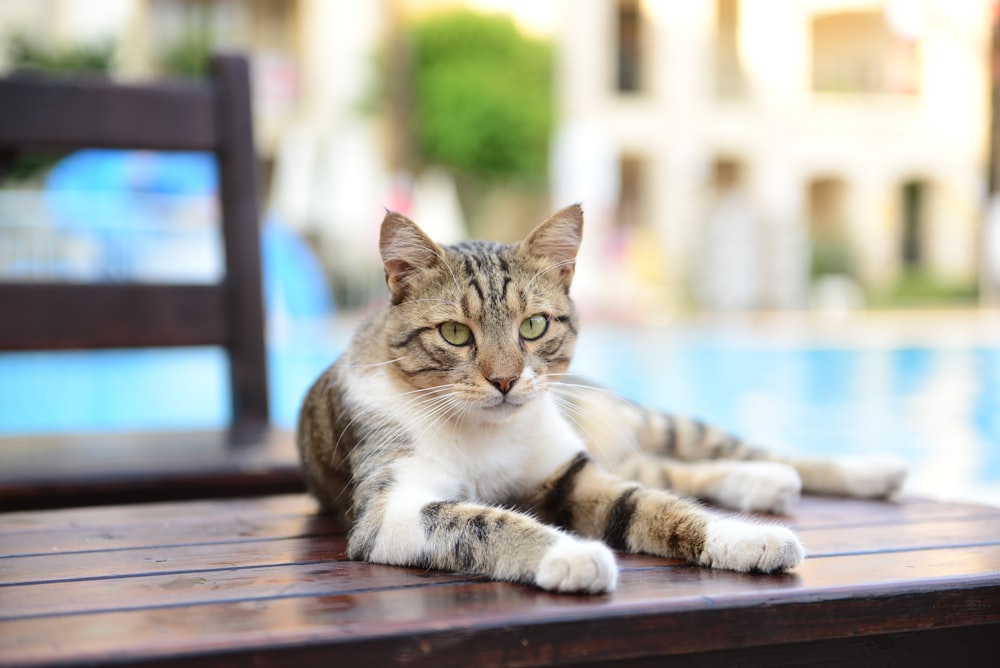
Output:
[{"left": 337, "top": 356, "right": 407, "bottom": 370}]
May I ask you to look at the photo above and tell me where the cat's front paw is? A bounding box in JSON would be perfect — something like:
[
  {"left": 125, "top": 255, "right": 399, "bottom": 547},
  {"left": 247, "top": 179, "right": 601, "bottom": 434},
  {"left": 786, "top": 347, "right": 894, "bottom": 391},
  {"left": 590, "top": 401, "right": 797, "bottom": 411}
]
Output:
[
  {"left": 837, "top": 455, "right": 907, "bottom": 498},
  {"left": 536, "top": 537, "right": 618, "bottom": 593},
  {"left": 700, "top": 518, "right": 804, "bottom": 573}
]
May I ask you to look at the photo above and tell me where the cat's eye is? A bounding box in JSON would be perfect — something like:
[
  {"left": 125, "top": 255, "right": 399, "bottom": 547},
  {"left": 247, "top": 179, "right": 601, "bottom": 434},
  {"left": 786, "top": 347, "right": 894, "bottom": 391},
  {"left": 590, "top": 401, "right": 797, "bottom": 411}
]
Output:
[
  {"left": 519, "top": 314, "right": 549, "bottom": 341},
  {"left": 439, "top": 321, "right": 473, "bottom": 346}
]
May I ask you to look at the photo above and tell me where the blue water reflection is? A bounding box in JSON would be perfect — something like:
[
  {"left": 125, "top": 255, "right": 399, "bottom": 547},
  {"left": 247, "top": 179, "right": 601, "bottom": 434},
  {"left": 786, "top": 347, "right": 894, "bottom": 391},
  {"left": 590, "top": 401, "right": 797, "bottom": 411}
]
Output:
[
  {"left": 571, "top": 327, "right": 1000, "bottom": 503},
  {"left": 1, "top": 324, "right": 998, "bottom": 503}
]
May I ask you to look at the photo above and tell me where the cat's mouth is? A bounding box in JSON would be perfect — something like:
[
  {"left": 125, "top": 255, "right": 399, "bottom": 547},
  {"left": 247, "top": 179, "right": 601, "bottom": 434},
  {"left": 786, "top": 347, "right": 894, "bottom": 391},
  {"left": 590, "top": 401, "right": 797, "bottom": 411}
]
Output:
[
  {"left": 485, "top": 396, "right": 522, "bottom": 411},
  {"left": 479, "top": 392, "right": 537, "bottom": 417}
]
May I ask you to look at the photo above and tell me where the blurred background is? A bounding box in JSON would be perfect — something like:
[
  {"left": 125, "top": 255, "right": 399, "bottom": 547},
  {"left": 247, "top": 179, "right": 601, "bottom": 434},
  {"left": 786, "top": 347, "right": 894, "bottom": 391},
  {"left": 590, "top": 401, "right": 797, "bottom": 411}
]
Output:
[{"left": 1, "top": 0, "right": 998, "bottom": 504}]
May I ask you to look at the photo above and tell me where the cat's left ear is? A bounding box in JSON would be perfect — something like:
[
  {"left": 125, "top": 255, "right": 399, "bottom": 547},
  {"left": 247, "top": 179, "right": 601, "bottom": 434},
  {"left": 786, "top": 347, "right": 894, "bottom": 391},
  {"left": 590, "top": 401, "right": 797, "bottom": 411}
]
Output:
[
  {"left": 380, "top": 211, "right": 444, "bottom": 304},
  {"left": 517, "top": 204, "right": 583, "bottom": 290}
]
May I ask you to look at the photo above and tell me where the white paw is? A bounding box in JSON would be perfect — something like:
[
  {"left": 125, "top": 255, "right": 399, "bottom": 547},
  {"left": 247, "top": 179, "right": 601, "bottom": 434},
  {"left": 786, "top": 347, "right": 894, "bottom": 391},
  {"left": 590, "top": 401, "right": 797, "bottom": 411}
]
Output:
[
  {"left": 708, "top": 462, "right": 802, "bottom": 514},
  {"left": 536, "top": 537, "right": 618, "bottom": 593},
  {"left": 837, "top": 455, "right": 907, "bottom": 498},
  {"left": 700, "top": 518, "right": 804, "bottom": 573}
]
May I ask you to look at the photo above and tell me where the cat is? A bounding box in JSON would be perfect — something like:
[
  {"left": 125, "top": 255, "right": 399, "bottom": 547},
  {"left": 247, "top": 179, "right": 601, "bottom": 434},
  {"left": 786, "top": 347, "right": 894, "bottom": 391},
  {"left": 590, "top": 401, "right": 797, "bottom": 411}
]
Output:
[{"left": 296, "top": 204, "right": 906, "bottom": 593}]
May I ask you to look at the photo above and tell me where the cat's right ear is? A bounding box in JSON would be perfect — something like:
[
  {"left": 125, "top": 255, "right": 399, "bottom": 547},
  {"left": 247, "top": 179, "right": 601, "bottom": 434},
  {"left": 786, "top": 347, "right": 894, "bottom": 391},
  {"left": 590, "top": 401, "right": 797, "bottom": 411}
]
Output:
[
  {"left": 380, "top": 211, "right": 444, "bottom": 304},
  {"left": 518, "top": 204, "right": 584, "bottom": 291}
]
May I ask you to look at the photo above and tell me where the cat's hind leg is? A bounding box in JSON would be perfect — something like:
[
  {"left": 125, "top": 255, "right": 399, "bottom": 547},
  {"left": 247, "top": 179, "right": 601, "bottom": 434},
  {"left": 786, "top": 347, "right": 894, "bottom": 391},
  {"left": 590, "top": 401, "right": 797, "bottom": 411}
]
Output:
[
  {"left": 532, "top": 453, "right": 804, "bottom": 574},
  {"left": 613, "top": 452, "right": 802, "bottom": 514},
  {"left": 788, "top": 455, "right": 907, "bottom": 499},
  {"left": 563, "top": 381, "right": 905, "bottom": 503},
  {"left": 624, "top": 409, "right": 906, "bottom": 504}
]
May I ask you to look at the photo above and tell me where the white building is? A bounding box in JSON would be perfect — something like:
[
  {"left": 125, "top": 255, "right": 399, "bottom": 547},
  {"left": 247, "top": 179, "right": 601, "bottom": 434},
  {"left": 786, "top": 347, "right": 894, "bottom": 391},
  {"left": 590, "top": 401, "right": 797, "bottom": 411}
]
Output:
[
  {"left": 2, "top": 0, "right": 992, "bottom": 311},
  {"left": 554, "top": 0, "right": 991, "bottom": 311}
]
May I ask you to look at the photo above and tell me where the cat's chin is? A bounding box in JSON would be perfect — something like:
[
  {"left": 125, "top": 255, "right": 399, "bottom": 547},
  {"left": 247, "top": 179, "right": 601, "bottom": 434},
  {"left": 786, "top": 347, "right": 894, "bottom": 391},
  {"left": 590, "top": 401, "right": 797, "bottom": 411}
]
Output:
[{"left": 473, "top": 397, "right": 532, "bottom": 423}]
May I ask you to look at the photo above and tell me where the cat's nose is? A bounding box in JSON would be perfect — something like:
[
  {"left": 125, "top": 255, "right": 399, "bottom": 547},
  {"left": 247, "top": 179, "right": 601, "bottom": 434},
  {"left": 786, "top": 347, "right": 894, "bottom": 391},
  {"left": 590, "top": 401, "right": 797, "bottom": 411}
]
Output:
[{"left": 489, "top": 375, "right": 519, "bottom": 395}]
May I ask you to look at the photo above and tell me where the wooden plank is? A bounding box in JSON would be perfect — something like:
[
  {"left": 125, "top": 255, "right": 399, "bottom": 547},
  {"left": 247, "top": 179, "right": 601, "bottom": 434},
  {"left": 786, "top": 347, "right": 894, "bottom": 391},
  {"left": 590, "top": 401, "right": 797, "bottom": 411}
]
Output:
[
  {"left": 0, "top": 430, "right": 302, "bottom": 511},
  {"left": 211, "top": 54, "right": 269, "bottom": 432},
  {"left": 0, "top": 535, "right": 348, "bottom": 585},
  {"left": 5, "top": 542, "right": 998, "bottom": 622},
  {"left": 0, "top": 284, "right": 226, "bottom": 351},
  {"left": 0, "top": 76, "right": 215, "bottom": 150},
  {"left": 5, "top": 509, "right": 997, "bottom": 578},
  {"left": 4, "top": 491, "right": 997, "bottom": 555},
  {"left": 0, "top": 546, "right": 996, "bottom": 667},
  {"left": 799, "top": 515, "right": 1000, "bottom": 557},
  {"left": 781, "top": 495, "right": 1000, "bottom": 529},
  {"left": 0, "top": 430, "right": 296, "bottom": 472},
  {"left": 0, "top": 514, "right": 343, "bottom": 558},
  {"left": 0, "top": 494, "right": 315, "bottom": 535},
  {"left": 2, "top": 525, "right": 998, "bottom": 615},
  {"left": 0, "top": 561, "right": 477, "bottom": 621},
  {"left": 0, "top": 495, "right": 997, "bottom": 665},
  {"left": 609, "top": 626, "right": 997, "bottom": 668}
]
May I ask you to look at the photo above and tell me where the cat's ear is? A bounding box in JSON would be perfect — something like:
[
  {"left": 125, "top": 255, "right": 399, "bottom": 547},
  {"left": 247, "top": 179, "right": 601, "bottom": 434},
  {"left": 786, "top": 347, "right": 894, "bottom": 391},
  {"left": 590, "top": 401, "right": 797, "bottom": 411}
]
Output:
[
  {"left": 380, "top": 211, "right": 444, "bottom": 304},
  {"left": 518, "top": 204, "right": 583, "bottom": 290}
]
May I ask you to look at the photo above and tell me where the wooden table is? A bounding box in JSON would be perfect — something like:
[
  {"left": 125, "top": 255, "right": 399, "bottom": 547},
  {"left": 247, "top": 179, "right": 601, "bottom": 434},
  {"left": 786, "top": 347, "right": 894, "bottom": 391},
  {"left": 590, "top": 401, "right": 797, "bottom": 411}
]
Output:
[{"left": 1, "top": 494, "right": 997, "bottom": 666}]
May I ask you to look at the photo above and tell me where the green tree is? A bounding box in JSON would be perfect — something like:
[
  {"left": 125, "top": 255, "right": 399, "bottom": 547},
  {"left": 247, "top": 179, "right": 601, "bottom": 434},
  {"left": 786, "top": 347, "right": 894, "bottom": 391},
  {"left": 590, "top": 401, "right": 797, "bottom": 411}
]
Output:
[
  {"left": 6, "top": 33, "right": 114, "bottom": 75},
  {"left": 407, "top": 11, "right": 553, "bottom": 183}
]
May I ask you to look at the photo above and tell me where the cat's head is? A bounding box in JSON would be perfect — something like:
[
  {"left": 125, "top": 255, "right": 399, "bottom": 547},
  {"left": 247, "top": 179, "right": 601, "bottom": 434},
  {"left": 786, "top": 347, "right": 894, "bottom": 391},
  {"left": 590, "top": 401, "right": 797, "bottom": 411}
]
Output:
[{"left": 378, "top": 204, "right": 583, "bottom": 422}]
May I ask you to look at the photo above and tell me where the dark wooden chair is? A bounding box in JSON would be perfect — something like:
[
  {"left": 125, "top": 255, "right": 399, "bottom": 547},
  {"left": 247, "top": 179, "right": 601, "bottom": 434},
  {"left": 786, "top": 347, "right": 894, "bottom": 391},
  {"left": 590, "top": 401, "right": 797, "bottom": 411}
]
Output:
[{"left": 0, "top": 54, "right": 302, "bottom": 510}]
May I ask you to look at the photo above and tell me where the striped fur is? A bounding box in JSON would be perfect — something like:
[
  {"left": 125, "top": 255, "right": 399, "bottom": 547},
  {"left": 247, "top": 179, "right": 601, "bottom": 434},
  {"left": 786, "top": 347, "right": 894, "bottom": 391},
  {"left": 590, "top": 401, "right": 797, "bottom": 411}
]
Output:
[{"left": 296, "top": 205, "right": 903, "bottom": 593}]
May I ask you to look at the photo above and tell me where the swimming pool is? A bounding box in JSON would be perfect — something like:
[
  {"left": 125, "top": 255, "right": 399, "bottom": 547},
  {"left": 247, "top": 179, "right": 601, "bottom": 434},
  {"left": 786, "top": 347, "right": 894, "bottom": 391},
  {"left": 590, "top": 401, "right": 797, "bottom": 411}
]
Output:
[{"left": 2, "top": 317, "right": 998, "bottom": 505}]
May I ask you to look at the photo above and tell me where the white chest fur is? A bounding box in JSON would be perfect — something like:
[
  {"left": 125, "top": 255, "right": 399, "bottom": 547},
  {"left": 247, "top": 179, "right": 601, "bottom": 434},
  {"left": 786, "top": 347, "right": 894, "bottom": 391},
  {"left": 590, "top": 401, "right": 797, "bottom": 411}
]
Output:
[
  {"left": 348, "top": 366, "right": 584, "bottom": 504},
  {"left": 424, "top": 398, "right": 583, "bottom": 502}
]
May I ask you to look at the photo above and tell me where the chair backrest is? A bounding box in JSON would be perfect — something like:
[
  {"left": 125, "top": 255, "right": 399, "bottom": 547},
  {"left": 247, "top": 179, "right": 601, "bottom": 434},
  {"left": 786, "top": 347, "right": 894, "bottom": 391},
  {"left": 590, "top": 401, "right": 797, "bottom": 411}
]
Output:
[{"left": 0, "top": 54, "right": 269, "bottom": 434}]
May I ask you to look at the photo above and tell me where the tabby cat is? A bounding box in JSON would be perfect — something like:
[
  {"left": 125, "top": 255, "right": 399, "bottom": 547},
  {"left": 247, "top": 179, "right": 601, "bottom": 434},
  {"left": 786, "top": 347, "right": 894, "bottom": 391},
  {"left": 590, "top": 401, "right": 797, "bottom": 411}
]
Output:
[{"left": 297, "top": 205, "right": 905, "bottom": 593}]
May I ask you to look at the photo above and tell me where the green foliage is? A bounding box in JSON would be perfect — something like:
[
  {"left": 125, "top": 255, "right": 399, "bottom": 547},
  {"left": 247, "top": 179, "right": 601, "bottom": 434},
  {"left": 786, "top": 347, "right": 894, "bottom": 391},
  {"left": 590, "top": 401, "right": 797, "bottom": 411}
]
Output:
[
  {"left": 408, "top": 11, "right": 553, "bottom": 182},
  {"left": 0, "top": 152, "right": 65, "bottom": 185},
  {"left": 2, "top": 34, "right": 110, "bottom": 183},
  {"left": 6, "top": 33, "right": 114, "bottom": 74},
  {"left": 809, "top": 232, "right": 857, "bottom": 279},
  {"left": 158, "top": 30, "right": 211, "bottom": 78},
  {"left": 869, "top": 269, "right": 978, "bottom": 309}
]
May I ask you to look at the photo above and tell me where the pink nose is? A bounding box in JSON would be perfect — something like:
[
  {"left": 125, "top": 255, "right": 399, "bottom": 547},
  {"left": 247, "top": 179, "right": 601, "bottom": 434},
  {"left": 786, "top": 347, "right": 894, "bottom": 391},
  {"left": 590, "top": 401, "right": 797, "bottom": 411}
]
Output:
[{"left": 489, "top": 375, "right": 519, "bottom": 395}]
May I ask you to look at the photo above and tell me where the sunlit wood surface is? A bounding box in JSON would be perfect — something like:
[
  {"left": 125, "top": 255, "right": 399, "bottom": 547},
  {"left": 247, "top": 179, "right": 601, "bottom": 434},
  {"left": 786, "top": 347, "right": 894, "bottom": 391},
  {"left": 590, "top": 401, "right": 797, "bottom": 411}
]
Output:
[{"left": 1, "top": 494, "right": 997, "bottom": 667}]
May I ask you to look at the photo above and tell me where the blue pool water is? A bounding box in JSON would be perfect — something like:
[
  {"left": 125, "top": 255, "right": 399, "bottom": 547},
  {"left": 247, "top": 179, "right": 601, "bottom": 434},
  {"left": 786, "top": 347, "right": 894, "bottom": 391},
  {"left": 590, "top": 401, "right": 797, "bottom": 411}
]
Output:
[{"left": 1, "top": 321, "right": 998, "bottom": 505}]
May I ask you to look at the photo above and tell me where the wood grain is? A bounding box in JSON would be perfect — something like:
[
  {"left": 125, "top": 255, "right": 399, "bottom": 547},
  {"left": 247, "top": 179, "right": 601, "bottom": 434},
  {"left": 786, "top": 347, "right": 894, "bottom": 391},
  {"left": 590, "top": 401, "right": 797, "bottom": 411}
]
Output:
[
  {"left": 0, "top": 76, "right": 214, "bottom": 149},
  {"left": 0, "top": 494, "right": 997, "bottom": 667}
]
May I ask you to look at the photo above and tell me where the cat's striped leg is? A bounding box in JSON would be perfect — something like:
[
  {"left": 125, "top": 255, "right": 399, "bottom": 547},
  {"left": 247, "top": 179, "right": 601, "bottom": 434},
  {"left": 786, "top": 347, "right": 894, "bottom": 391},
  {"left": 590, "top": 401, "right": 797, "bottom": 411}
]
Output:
[
  {"left": 611, "top": 451, "right": 802, "bottom": 514},
  {"left": 533, "top": 453, "right": 804, "bottom": 573},
  {"left": 347, "top": 483, "right": 618, "bottom": 593},
  {"left": 631, "top": 413, "right": 905, "bottom": 504},
  {"left": 782, "top": 455, "right": 907, "bottom": 499},
  {"left": 565, "top": 385, "right": 802, "bottom": 512}
]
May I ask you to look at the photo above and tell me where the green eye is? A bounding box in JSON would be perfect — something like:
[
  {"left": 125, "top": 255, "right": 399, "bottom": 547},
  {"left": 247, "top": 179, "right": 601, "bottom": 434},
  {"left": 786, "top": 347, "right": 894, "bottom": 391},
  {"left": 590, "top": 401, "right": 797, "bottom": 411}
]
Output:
[
  {"left": 519, "top": 314, "right": 549, "bottom": 341},
  {"left": 439, "top": 321, "right": 473, "bottom": 346}
]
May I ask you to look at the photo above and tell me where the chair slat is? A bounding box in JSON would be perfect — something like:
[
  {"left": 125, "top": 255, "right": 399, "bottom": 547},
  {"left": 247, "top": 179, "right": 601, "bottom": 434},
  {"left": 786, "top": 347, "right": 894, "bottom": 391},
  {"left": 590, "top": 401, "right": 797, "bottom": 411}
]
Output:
[
  {"left": 211, "top": 56, "right": 269, "bottom": 429},
  {"left": 0, "top": 284, "right": 226, "bottom": 350},
  {"left": 0, "top": 77, "right": 215, "bottom": 150}
]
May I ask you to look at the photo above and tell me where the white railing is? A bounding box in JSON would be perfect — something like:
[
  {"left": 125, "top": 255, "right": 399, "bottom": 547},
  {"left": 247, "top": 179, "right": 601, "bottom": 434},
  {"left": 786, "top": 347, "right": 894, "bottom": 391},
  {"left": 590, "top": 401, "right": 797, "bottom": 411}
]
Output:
[{"left": 0, "top": 189, "right": 224, "bottom": 283}]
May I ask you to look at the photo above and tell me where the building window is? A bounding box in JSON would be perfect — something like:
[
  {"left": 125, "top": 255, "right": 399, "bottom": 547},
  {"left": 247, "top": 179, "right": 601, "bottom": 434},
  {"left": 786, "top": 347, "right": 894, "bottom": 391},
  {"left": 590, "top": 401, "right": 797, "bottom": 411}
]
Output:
[
  {"left": 617, "top": 155, "right": 646, "bottom": 228},
  {"left": 715, "top": 0, "right": 746, "bottom": 99},
  {"left": 616, "top": 0, "right": 644, "bottom": 93},
  {"left": 811, "top": 10, "right": 920, "bottom": 94},
  {"left": 711, "top": 157, "right": 744, "bottom": 194},
  {"left": 807, "top": 177, "right": 855, "bottom": 278},
  {"left": 901, "top": 180, "right": 927, "bottom": 269}
]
